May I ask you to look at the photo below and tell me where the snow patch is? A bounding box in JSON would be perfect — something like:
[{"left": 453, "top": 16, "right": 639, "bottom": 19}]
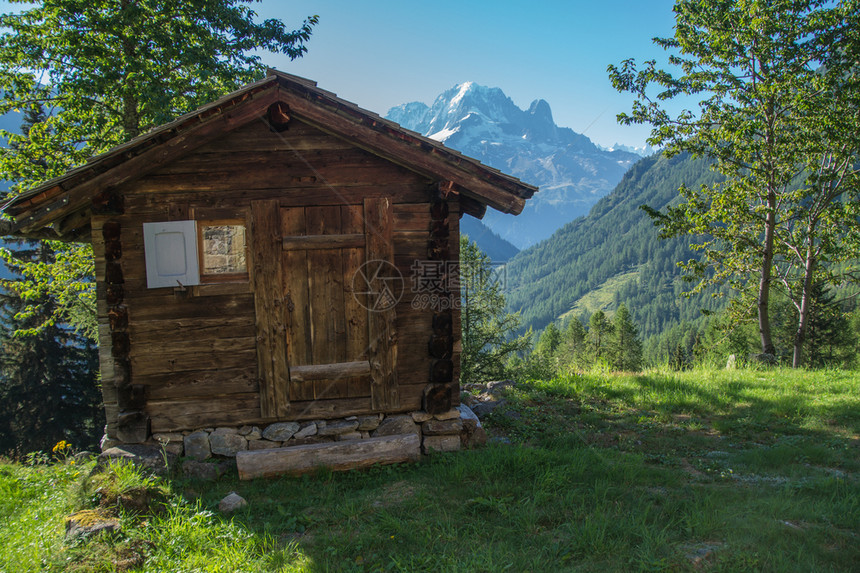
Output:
[
  {"left": 449, "top": 82, "right": 474, "bottom": 109},
  {"left": 429, "top": 126, "right": 459, "bottom": 142}
]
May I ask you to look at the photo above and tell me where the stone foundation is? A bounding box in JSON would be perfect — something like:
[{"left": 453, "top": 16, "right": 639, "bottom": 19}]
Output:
[{"left": 104, "top": 406, "right": 486, "bottom": 461}]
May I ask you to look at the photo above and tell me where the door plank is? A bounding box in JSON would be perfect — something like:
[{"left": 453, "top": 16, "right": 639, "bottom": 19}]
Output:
[
  {"left": 251, "top": 199, "right": 290, "bottom": 418},
  {"left": 364, "top": 197, "right": 399, "bottom": 410},
  {"left": 281, "top": 206, "right": 314, "bottom": 401}
]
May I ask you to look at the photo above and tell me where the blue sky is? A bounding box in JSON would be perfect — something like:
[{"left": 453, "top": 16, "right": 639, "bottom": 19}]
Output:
[
  {"left": 261, "top": 0, "right": 681, "bottom": 148},
  {"left": 0, "top": 0, "right": 681, "bottom": 148}
]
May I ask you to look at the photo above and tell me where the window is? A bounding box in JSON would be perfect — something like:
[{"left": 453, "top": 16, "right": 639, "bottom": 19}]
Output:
[{"left": 198, "top": 221, "right": 248, "bottom": 281}]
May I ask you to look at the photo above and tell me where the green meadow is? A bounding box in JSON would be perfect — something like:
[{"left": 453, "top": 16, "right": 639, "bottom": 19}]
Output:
[{"left": 2, "top": 367, "right": 858, "bottom": 572}]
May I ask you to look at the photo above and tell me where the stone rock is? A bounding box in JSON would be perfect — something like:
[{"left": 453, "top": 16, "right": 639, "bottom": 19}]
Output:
[
  {"left": 458, "top": 404, "right": 480, "bottom": 426},
  {"left": 99, "top": 434, "right": 122, "bottom": 451},
  {"left": 422, "top": 419, "right": 463, "bottom": 436},
  {"left": 433, "top": 409, "right": 461, "bottom": 421},
  {"left": 152, "top": 432, "right": 184, "bottom": 443},
  {"left": 162, "top": 442, "right": 184, "bottom": 456},
  {"left": 358, "top": 415, "right": 383, "bottom": 430},
  {"left": 212, "top": 427, "right": 238, "bottom": 435},
  {"left": 422, "top": 435, "right": 461, "bottom": 454},
  {"left": 181, "top": 459, "right": 228, "bottom": 480},
  {"left": 184, "top": 431, "right": 212, "bottom": 461},
  {"left": 725, "top": 354, "right": 737, "bottom": 370},
  {"left": 65, "top": 510, "right": 120, "bottom": 539},
  {"left": 74, "top": 451, "right": 95, "bottom": 463},
  {"left": 486, "top": 380, "right": 515, "bottom": 395},
  {"left": 463, "top": 426, "right": 488, "bottom": 448},
  {"left": 471, "top": 400, "right": 505, "bottom": 419},
  {"left": 238, "top": 425, "right": 261, "bottom": 438},
  {"left": 460, "top": 392, "right": 477, "bottom": 407},
  {"left": 409, "top": 411, "right": 433, "bottom": 423},
  {"left": 209, "top": 433, "right": 247, "bottom": 457},
  {"left": 372, "top": 415, "right": 419, "bottom": 438},
  {"left": 337, "top": 431, "right": 363, "bottom": 441},
  {"left": 97, "top": 444, "right": 177, "bottom": 476},
  {"left": 262, "top": 422, "right": 300, "bottom": 441},
  {"left": 248, "top": 439, "right": 282, "bottom": 451},
  {"left": 317, "top": 419, "right": 360, "bottom": 436},
  {"left": 360, "top": 431, "right": 371, "bottom": 439},
  {"left": 218, "top": 492, "right": 247, "bottom": 513},
  {"left": 458, "top": 405, "right": 488, "bottom": 449},
  {"left": 748, "top": 353, "right": 777, "bottom": 365},
  {"left": 293, "top": 423, "right": 318, "bottom": 439}
]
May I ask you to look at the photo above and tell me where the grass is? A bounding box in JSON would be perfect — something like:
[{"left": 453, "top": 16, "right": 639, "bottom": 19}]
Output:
[{"left": 1, "top": 367, "right": 858, "bottom": 572}]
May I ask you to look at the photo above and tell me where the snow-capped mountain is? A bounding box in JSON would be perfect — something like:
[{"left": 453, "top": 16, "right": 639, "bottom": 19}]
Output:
[
  {"left": 598, "top": 142, "right": 658, "bottom": 157},
  {"left": 386, "top": 83, "right": 640, "bottom": 248}
]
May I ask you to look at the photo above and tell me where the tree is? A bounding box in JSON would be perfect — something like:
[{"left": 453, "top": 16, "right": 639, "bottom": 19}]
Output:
[
  {"left": 0, "top": 0, "right": 318, "bottom": 337},
  {"left": 535, "top": 321, "right": 562, "bottom": 356},
  {"left": 0, "top": 1, "right": 316, "bottom": 451},
  {"left": 609, "top": 304, "right": 642, "bottom": 371},
  {"left": 608, "top": 0, "right": 860, "bottom": 366},
  {"left": 0, "top": 240, "right": 101, "bottom": 455},
  {"left": 0, "top": 100, "right": 101, "bottom": 454},
  {"left": 587, "top": 310, "right": 613, "bottom": 362},
  {"left": 460, "top": 236, "right": 530, "bottom": 384}
]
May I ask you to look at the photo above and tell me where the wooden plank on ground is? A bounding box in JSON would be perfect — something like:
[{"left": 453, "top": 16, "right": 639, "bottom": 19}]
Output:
[{"left": 236, "top": 433, "right": 420, "bottom": 479}]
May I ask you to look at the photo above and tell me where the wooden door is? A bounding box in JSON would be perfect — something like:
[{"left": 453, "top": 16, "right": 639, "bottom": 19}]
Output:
[{"left": 251, "top": 198, "right": 399, "bottom": 419}]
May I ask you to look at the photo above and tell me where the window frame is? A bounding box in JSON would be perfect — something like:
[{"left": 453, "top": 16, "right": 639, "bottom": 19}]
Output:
[{"left": 196, "top": 218, "right": 250, "bottom": 284}]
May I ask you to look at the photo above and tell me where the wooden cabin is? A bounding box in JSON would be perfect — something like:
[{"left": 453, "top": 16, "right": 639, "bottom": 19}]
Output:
[{"left": 0, "top": 71, "right": 536, "bottom": 474}]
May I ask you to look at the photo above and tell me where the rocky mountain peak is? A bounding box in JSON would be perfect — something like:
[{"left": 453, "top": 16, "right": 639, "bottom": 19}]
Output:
[{"left": 385, "top": 83, "right": 640, "bottom": 248}]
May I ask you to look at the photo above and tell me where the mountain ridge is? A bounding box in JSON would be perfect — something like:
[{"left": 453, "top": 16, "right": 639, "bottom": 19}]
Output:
[{"left": 386, "top": 82, "right": 640, "bottom": 248}]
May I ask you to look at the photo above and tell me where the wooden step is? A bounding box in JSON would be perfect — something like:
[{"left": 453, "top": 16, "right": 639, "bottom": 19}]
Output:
[{"left": 236, "top": 433, "right": 420, "bottom": 479}]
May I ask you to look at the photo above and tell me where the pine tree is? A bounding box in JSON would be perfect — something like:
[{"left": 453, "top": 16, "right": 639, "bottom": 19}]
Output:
[
  {"left": 535, "top": 322, "right": 562, "bottom": 356},
  {"left": 588, "top": 310, "right": 613, "bottom": 363},
  {"left": 0, "top": 241, "right": 101, "bottom": 455},
  {"left": 609, "top": 304, "right": 642, "bottom": 371},
  {"left": 460, "top": 237, "right": 530, "bottom": 384}
]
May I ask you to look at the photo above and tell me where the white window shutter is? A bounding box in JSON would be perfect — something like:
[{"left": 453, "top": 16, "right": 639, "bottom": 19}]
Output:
[{"left": 143, "top": 221, "right": 200, "bottom": 288}]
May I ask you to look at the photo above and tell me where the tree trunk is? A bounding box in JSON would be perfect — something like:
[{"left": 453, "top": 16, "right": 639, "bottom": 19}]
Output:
[
  {"left": 792, "top": 243, "right": 816, "bottom": 368},
  {"left": 758, "top": 189, "right": 777, "bottom": 356}
]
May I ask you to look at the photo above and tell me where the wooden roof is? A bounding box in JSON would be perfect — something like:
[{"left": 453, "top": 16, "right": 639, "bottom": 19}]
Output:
[{"left": 0, "top": 70, "right": 537, "bottom": 240}]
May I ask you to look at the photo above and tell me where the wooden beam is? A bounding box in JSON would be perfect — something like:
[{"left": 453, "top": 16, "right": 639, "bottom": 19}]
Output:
[
  {"left": 281, "top": 92, "right": 528, "bottom": 215},
  {"left": 236, "top": 433, "right": 420, "bottom": 479},
  {"left": 289, "top": 360, "right": 371, "bottom": 382},
  {"left": 11, "top": 88, "right": 281, "bottom": 232},
  {"left": 282, "top": 233, "right": 365, "bottom": 251}
]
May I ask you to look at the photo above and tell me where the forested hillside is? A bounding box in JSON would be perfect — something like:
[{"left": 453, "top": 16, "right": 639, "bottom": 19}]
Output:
[
  {"left": 460, "top": 217, "right": 519, "bottom": 262},
  {"left": 505, "top": 153, "right": 725, "bottom": 343}
]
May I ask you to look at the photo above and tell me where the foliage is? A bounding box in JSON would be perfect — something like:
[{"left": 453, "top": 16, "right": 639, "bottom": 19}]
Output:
[
  {"left": 0, "top": 0, "right": 318, "bottom": 337},
  {"left": 0, "top": 239, "right": 101, "bottom": 456},
  {"left": 459, "top": 236, "right": 530, "bottom": 384},
  {"left": 608, "top": 0, "right": 860, "bottom": 365}
]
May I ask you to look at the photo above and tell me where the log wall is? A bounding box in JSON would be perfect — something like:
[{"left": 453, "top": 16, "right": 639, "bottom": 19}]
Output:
[{"left": 97, "top": 119, "right": 463, "bottom": 437}]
